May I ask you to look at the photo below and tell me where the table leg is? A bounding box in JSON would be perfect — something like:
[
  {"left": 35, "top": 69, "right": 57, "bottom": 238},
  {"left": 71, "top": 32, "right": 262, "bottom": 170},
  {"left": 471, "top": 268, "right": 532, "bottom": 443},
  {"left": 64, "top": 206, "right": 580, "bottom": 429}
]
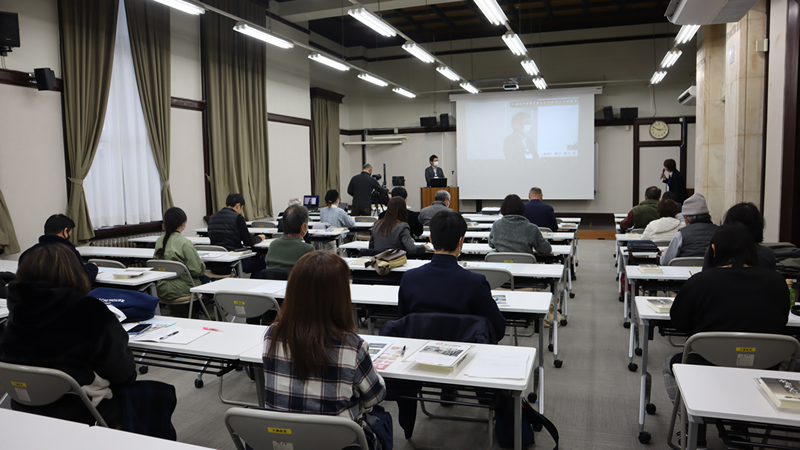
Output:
[
  {"left": 253, "top": 363, "right": 265, "bottom": 408},
  {"left": 637, "top": 322, "right": 652, "bottom": 443},
  {"left": 686, "top": 414, "right": 699, "bottom": 450},
  {"left": 538, "top": 315, "right": 545, "bottom": 414},
  {"left": 513, "top": 391, "right": 522, "bottom": 450},
  {"left": 235, "top": 261, "right": 244, "bottom": 278}
]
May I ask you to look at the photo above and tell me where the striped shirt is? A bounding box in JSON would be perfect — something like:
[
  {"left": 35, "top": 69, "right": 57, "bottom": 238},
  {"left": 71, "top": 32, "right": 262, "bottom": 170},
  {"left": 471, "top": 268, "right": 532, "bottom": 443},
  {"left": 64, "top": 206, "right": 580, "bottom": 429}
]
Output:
[{"left": 262, "top": 326, "right": 386, "bottom": 421}]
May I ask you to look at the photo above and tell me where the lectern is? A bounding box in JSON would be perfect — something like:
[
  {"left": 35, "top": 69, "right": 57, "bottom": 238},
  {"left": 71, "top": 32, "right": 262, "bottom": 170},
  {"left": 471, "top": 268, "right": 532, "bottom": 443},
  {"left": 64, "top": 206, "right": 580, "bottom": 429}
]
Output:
[{"left": 420, "top": 187, "right": 459, "bottom": 213}]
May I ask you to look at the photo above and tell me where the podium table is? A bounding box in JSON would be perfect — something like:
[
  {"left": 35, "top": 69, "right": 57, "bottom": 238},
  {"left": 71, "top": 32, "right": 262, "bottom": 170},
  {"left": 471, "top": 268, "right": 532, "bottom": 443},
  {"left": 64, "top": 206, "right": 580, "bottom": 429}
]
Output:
[{"left": 421, "top": 186, "right": 459, "bottom": 212}]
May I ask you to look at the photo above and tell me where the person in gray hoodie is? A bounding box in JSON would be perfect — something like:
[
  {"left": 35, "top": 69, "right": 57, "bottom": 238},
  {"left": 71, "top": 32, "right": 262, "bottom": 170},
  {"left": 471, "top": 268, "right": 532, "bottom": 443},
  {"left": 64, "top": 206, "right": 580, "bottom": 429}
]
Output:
[{"left": 488, "top": 194, "right": 552, "bottom": 260}]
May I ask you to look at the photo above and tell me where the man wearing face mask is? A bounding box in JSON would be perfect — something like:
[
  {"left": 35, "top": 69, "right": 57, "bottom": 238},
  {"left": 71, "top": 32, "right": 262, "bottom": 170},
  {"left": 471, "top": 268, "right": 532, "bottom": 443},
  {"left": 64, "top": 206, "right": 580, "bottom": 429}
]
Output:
[
  {"left": 425, "top": 154, "right": 445, "bottom": 187},
  {"left": 264, "top": 204, "right": 314, "bottom": 271},
  {"left": 503, "top": 112, "right": 537, "bottom": 161},
  {"left": 660, "top": 158, "right": 688, "bottom": 203},
  {"left": 18, "top": 214, "right": 98, "bottom": 283}
]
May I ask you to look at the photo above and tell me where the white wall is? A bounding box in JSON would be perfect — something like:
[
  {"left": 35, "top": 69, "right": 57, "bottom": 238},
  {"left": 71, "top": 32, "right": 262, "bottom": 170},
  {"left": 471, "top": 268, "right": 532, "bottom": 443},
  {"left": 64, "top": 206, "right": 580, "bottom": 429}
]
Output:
[
  {"left": 0, "top": 0, "right": 61, "bottom": 76},
  {"left": 170, "top": 8, "right": 202, "bottom": 100},
  {"left": 268, "top": 121, "right": 312, "bottom": 212},
  {"left": 170, "top": 108, "right": 206, "bottom": 231}
]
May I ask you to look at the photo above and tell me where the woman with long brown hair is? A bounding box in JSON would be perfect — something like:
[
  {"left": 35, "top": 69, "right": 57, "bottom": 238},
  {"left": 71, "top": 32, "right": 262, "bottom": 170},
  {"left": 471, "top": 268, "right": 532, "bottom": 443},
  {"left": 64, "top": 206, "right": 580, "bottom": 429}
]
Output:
[
  {"left": 262, "top": 251, "right": 386, "bottom": 422},
  {"left": 369, "top": 197, "right": 427, "bottom": 256}
]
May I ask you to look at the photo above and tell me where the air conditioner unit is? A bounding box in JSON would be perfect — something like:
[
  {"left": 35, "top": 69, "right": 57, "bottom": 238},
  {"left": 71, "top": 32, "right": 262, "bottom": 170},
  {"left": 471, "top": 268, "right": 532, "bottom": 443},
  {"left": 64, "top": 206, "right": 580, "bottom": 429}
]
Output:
[
  {"left": 678, "top": 86, "right": 697, "bottom": 106},
  {"left": 665, "top": 0, "right": 759, "bottom": 25}
]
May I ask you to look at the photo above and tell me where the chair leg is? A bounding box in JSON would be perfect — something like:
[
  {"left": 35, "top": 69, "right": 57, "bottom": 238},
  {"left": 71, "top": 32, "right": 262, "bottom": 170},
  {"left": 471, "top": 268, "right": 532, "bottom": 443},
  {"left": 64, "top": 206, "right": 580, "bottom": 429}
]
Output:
[{"left": 667, "top": 394, "right": 682, "bottom": 450}]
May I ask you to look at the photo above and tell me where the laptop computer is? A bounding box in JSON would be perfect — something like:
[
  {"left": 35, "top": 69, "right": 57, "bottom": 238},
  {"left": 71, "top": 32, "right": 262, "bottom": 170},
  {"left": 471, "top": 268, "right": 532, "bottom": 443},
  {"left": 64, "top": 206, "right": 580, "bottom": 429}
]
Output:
[
  {"left": 428, "top": 177, "right": 447, "bottom": 188},
  {"left": 302, "top": 195, "right": 320, "bottom": 211},
  {"left": 339, "top": 202, "right": 348, "bottom": 211}
]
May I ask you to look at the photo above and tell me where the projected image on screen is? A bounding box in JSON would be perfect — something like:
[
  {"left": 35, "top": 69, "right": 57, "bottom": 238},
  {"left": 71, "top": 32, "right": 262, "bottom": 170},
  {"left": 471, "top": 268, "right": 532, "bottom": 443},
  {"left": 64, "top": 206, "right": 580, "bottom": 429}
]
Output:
[{"left": 454, "top": 88, "right": 599, "bottom": 200}]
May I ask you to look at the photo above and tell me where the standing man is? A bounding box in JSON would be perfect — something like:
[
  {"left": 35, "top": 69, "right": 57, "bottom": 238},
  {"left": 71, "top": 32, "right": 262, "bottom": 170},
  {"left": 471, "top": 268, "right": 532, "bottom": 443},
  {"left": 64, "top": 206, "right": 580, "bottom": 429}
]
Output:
[
  {"left": 424, "top": 154, "right": 444, "bottom": 187},
  {"left": 660, "top": 159, "right": 688, "bottom": 203},
  {"left": 347, "top": 164, "right": 387, "bottom": 216},
  {"left": 523, "top": 187, "right": 558, "bottom": 231},
  {"left": 208, "top": 193, "right": 266, "bottom": 275}
]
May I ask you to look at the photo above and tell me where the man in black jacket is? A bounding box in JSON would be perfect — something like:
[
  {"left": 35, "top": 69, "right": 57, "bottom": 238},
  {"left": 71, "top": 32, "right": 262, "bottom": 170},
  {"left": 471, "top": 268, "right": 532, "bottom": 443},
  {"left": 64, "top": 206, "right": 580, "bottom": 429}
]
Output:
[
  {"left": 208, "top": 193, "right": 266, "bottom": 274},
  {"left": 347, "top": 164, "right": 387, "bottom": 216},
  {"left": 378, "top": 187, "right": 423, "bottom": 236},
  {"left": 19, "top": 214, "right": 98, "bottom": 282}
]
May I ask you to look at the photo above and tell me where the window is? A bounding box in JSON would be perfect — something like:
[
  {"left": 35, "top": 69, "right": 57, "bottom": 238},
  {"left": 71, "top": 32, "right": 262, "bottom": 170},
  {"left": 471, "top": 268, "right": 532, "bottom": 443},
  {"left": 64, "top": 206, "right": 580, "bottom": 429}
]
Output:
[{"left": 84, "top": 0, "right": 163, "bottom": 228}]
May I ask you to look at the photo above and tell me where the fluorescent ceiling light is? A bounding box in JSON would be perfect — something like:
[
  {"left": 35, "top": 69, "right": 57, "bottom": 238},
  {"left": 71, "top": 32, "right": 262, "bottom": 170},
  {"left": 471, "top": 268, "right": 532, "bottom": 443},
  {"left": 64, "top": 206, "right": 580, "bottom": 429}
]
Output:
[
  {"left": 660, "top": 49, "right": 682, "bottom": 68},
  {"left": 402, "top": 42, "right": 435, "bottom": 64},
  {"left": 675, "top": 25, "right": 700, "bottom": 45},
  {"left": 474, "top": 0, "right": 507, "bottom": 26},
  {"left": 347, "top": 7, "right": 397, "bottom": 38},
  {"left": 358, "top": 73, "right": 388, "bottom": 87},
  {"left": 650, "top": 70, "right": 667, "bottom": 85},
  {"left": 436, "top": 66, "right": 461, "bottom": 82},
  {"left": 233, "top": 22, "right": 294, "bottom": 49},
  {"left": 393, "top": 87, "right": 416, "bottom": 98},
  {"left": 502, "top": 32, "right": 527, "bottom": 56},
  {"left": 521, "top": 59, "right": 539, "bottom": 76},
  {"left": 460, "top": 82, "right": 480, "bottom": 94},
  {"left": 533, "top": 77, "right": 547, "bottom": 90},
  {"left": 152, "top": 0, "right": 205, "bottom": 15},
  {"left": 308, "top": 53, "right": 350, "bottom": 71}
]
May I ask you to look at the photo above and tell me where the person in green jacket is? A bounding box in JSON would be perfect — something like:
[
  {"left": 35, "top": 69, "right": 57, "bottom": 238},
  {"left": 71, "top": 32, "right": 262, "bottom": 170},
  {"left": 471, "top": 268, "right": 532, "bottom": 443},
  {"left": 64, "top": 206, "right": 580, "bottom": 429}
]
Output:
[
  {"left": 154, "top": 207, "right": 207, "bottom": 301},
  {"left": 266, "top": 204, "right": 315, "bottom": 271},
  {"left": 619, "top": 186, "right": 661, "bottom": 232}
]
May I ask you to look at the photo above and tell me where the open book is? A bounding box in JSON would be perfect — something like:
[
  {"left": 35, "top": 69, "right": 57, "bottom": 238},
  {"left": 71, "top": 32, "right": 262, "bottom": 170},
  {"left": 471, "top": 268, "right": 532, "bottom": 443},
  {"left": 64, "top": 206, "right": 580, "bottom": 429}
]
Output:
[
  {"left": 112, "top": 268, "right": 152, "bottom": 279},
  {"left": 404, "top": 341, "right": 473, "bottom": 369}
]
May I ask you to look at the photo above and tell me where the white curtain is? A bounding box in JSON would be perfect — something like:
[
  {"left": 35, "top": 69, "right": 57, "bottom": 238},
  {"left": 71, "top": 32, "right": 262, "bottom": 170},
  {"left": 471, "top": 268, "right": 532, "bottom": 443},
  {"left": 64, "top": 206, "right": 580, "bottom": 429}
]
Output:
[{"left": 85, "top": 0, "right": 162, "bottom": 228}]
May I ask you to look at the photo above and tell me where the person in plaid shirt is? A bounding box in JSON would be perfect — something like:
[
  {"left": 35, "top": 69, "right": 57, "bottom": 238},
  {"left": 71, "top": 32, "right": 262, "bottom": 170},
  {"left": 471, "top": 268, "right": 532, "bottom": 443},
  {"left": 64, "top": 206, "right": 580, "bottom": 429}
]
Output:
[{"left": 262, "top": 251, "right": 386, "bottom": 422}]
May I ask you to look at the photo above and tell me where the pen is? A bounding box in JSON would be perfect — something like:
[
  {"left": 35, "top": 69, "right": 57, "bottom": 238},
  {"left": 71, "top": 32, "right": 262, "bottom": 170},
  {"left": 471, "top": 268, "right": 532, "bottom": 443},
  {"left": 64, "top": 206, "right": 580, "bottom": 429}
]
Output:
[
  {"left": 401, "top": 346, "right": 406, "bottom": 356},
  {"left": 159, "top": 331, "right": 179, "bottom": 340},
  {"left": 203, "top": 327, "right": 221, "bottom": 332}
]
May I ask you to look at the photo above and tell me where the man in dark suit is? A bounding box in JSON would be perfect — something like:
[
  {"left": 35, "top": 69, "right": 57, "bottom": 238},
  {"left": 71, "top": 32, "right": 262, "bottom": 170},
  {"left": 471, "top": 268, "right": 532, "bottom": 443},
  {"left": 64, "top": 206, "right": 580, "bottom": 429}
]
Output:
[
  {"left": 347, "top": 163, "right": 387, "bottom": 216},
  {"left": 523, "top": 187, "right": 558, "bottom": 231},
  {"left": 503, "top": 112, "right": 537, "bottom": 161},
  {"left": 397, "top": 210, "right": 506, "bottom": 339},
  {"left": 660, "top": 158, "right": 688, "bottom": 203},
  {"left": 424, "top": 154, "right": 444, "bottom": 187},
  {"left": 378, "top": 187, "right": 423, "bottom": 236}
]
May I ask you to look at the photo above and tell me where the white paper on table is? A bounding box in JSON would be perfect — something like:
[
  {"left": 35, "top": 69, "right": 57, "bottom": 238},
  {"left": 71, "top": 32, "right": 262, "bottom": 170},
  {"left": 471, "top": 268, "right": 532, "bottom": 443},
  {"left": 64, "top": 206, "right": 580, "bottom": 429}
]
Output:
[
  {"left": 197, "top": 251, "right": 226, "bottom": 258},
  {"left": 94, "top": 271, "right": 116, "bottom": 280},
  {"left": 464, "top": 353, "right": 529, "bottom": 379},
  {"left": 363, "top": 336, "right": 396, "bottom": 358},
  {"left": 247, "top": 282, "right": 287, "bottom": 295},
  {"left": 131, "top": 326, "right": 209, "bottom": 344}
]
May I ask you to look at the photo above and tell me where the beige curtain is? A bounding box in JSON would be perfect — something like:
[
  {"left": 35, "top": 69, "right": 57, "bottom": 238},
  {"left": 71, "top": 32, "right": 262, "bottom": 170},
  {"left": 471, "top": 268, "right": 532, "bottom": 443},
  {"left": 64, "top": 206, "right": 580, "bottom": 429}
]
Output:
[
  {"left": 125, "top": 0, "right": 173, "bottom": 213},
  {"left": 201, "top": 0, "right": 271, "bottom": 220},
  {"left": 59, "top": 0, "right": 119, "bottom": 242},
  {"left": 0, "top": 189, "right": 20, "bottom": 254},
  {"left": 311, "top": 97, "right": 342, "bottom": 195}
]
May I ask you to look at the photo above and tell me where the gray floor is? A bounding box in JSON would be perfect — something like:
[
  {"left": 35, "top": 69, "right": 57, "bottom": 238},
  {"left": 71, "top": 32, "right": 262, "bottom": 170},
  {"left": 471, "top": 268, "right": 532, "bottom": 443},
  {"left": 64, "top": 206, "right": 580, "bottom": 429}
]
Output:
[{"left": 0, "top": 241, "right": 732, "bottom": 448}]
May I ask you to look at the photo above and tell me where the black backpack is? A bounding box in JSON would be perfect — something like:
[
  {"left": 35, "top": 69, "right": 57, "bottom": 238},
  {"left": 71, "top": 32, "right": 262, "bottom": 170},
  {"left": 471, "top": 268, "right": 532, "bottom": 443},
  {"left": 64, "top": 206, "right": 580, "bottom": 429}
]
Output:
[{"left": 495, "top": 395, "right": 559, "bottom": 449}]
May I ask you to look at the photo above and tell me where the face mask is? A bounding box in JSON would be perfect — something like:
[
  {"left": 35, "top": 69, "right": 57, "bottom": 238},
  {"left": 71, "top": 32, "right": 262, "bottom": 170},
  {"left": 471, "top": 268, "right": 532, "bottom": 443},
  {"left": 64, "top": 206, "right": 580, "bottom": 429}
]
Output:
[
  {"left": 665, "top": 171, "right": 672, "bottom": 177},
  {"left": 523, "top": 125, "right": 531, "bottom": 133},
  {"left": 433, "top": 161, "right": 439, "bottom": 167}
]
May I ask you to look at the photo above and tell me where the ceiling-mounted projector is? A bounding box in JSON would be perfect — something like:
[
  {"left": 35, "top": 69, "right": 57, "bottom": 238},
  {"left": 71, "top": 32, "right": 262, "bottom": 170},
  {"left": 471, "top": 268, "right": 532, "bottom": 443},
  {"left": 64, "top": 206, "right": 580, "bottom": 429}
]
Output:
[
  {"left": 503, "top": 79, "right": 519, "bottom": 91},
  {"left": 665, "top": 0, "right": 759, "bottom": 25}
]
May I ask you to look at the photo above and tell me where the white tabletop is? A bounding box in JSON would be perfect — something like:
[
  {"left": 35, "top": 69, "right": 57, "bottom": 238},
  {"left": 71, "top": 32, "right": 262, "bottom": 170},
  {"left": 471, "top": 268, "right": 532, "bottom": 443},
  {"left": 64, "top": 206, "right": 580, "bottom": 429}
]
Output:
[
  {"left": 239, "top": 335, "right": 536, "bottom": 392},
  {"left": 557, "top": 217, "right": 582, "bottom": 223},
  {"left": 343, "top": 257, "right": 566, "bottom": 278},
  {"left": 419, "top": 231, "right": 574, "bottom": 241},
  {"left": 615, "top": 233, "right": 642, "bottom": 242},
  {"left": 194, "top": 227, "right": 343, "bottom": 237},
  {"left": 625, "top": 265, "right": 700, "bottom": 281},
  {"left": 635, "top": 296, "right": 800, "bottom": 328},
  {"left": 77, "top": 246, "right": 255, "bottom": 263},
  {"left": 0, "top": 409, "right": 213, "bottom": 450},
  {"left": 674, "top": 364, "right": 800, "bottom": 428},
  {"left": 0, "top": 259, "right": 18, "bottom": 273},
  {"left": 461, "top": 214, "right": 503, "bottom": 223},
  {"left": 129, "top": 235, "right": 272, "bottom": 250},
  {"left": 248, "top": 220, "right": 374, "bottom": 229},
  {"left": 338, "top": 241, "right": 571, "bottom": 257},
  {"left": 94, "top": 268, "right": 176, "bottom": 286},
  {"left": 128, "top": 316, "right": 267, "bottom": 360},
  {"left": 614, "top": 213, "right": 628, "bottom": 218}
]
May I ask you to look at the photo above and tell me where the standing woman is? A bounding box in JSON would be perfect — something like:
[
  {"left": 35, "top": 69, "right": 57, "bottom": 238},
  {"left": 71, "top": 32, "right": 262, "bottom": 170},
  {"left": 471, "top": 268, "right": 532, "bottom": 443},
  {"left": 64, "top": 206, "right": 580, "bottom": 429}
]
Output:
[
  {"left": 660, "top": 159, "right": 688, "bottom": 203},
  {"left": 369, "top": 197, "right": 427, "bottom": 257},
  {"left": 262, "top": 251, "right": 388, "bottom": 448},
  {"left": 154, "top": 207, "right": 207, "bottom": 302}
]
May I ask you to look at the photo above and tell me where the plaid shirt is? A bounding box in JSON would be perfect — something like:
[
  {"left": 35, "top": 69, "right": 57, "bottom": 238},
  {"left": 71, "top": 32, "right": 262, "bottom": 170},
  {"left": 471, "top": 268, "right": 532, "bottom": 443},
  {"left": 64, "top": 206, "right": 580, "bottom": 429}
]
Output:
[{"left": 262, "top": 326, "right": 386, "bottom": 421}]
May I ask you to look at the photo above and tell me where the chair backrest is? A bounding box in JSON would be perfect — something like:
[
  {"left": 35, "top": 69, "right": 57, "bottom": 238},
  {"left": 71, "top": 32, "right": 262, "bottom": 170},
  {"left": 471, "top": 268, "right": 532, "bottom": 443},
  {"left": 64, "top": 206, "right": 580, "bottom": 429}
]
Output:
[
  {"left": 0, "top": 361, "right": 108, "bottom": 427},
  {"left": 252, "top": 221, "right": 278, "bottom": 228},
  {"left": 682, "top": 332, "right": 800, "bottom": 369},
  {"left": 380, "top": 312, "right": 499, "bottom": 344},
  {"left": 224, "top": 407, "right": 369, "bottom": 450},
  {"left": 146, "top": 260, "right": 196, "bottom": 287},
  {"left": 652, "top": 240, "right": 672, "bottom": 247},
  {"left": 87, "top": 259, "right": 126, "bottom": 269},
  {"left": 484, "top": 252, "right": 535, "bottom": 264},
  {"left": 215, "top": 291, "right": 280, "bottom": 319},
  {"left": 254, "top": 269, "right": 291, "bottom": 281},
  {"left": 272, "top": 233, "right": 284, "bottom": 239},
  {"left": 629, "top": 228, "right": 645, "bottom": 234},
  {"left": 465, "top": 267, "right": 514, "bottom": 290},
  {"left": 195, "top": 245, "right": 229, "bottom": 253},
  {"left": 354, "top": 216, "right": 377, "bottom": 223},
  {"left": 667, "top": 256, "right": 704, "bottom": 267},
  {"left": 537, "top": 227, "right": 553, "bottom": 233}
]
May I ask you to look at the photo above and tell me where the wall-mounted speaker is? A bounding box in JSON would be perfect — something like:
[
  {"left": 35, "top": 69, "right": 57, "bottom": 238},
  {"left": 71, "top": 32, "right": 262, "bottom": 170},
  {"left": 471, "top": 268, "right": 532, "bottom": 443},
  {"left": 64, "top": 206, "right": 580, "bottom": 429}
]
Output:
[
  {"left": 420, "top": 116, "right": 437, "bottom": 127},
  {"left": 602, "top": 106, "right": 613, "bottom": 122},
  {"left": 620, "top": 107, "right": 639, "bottom": 119},
  {"left": 33, "top": 68, "right": 56, "bottom": 91},
  {"left": 440, "top": 113, "right": 450, "bottom": 129},
  {"left": 0, "top": 12, "right": 20, "bottom": 49}
]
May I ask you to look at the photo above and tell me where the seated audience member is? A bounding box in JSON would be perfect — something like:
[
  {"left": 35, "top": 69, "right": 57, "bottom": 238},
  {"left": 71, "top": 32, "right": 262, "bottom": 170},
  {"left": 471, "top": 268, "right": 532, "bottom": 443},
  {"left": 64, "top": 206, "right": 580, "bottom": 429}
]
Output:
[
  {"left": 320, "top": 189, "right": 356, "bottom": 229},
  {"left": 398, "top": 210, "right": 506, "bottom": 340},
  {"left": 660, "top": 193, "right": 717, "bottom": 265},
  {"left": 664, "top": 224, "right": 789, "bottom": 447},
  {"left": 661, "top": 191, "right": 684, "bottom": 222},
  {"left": 369, "top": 197, "right": 427, "bottom": 257},
  {"left": 523, "top": 187, "right": 558, "bottom": 231},
  {"left": 208, "top": 193, "right": 266, "bottom": 274},
  {"left": 640, "top": 199, "right": 684, "bottom": 242},
  {"left": 418, "top": 190, "right": 451, "bottom": 226},
  {"left": 262, "top": 251, "right": 388, "bottom": 444},
  {"left": 276, "top": 198, "right": 302, "bottom": 233},
  {"left": 379, "top": 187, "right": 424, "bottom": 236},
  {"left": 0, "top": 244, "right": 177, "bottom": 438},
  {"left": 154, "top": 207, "right": 208, "bottom": 301},
  {"left": 702, "top": 202, "right": 775, "bottom": 270},
  {"left": 619, "top": 186, "right": 661, "bottom": 232},
  {"left": 489, "top": 194, "right": 552, "bottom": 259},
  {"left": 19, "top": 214, "right": 98, "bottom": 283},
  {"left": 265, "top": 204, "right": 315, "bottom": 271}
]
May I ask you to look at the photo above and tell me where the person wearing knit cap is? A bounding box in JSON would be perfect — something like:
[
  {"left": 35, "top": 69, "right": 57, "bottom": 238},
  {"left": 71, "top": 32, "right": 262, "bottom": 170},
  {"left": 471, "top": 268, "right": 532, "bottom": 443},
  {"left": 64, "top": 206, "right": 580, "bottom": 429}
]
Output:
[{"left": 660, "top": 193, "right": 718, "bottom": 265}]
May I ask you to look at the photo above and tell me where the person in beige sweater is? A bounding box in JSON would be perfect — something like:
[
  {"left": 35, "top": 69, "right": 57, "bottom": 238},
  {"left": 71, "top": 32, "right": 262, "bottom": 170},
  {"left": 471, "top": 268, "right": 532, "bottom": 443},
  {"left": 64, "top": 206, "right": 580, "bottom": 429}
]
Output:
[{"left": 640, "top": 199, "right": 685, "bottom": 242}]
